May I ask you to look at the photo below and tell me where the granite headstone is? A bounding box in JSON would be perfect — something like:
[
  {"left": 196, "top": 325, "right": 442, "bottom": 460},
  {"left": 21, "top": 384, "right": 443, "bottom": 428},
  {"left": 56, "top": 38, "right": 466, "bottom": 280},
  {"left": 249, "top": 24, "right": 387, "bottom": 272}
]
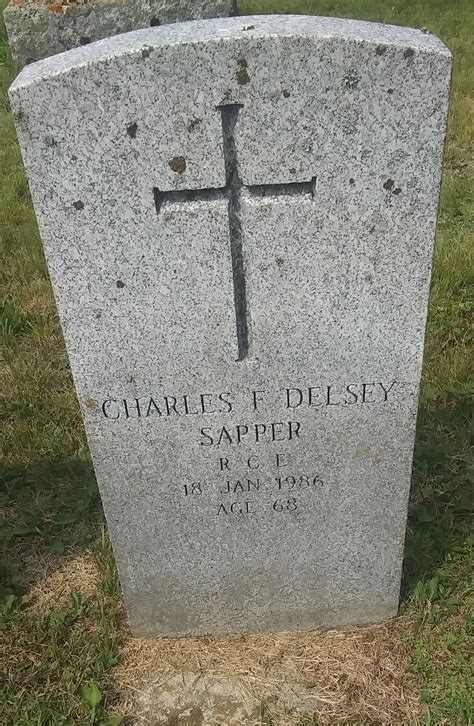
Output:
[{"left": 10, "top": 15, "right": 452, "bottom": 636}]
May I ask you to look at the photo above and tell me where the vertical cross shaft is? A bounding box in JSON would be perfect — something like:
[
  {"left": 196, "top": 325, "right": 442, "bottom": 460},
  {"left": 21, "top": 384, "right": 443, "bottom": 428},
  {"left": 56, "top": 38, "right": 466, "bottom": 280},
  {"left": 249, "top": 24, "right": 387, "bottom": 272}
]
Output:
[{"left": 219, "top": 104, "right": 248, "bottom": 361}]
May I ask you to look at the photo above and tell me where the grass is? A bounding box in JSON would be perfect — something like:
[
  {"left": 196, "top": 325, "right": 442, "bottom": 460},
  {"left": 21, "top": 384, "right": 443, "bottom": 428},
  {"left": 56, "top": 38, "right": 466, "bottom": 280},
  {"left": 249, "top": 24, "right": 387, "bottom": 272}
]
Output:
[{"left": 0, "top": 0, "right": 473, "bottom": 723}]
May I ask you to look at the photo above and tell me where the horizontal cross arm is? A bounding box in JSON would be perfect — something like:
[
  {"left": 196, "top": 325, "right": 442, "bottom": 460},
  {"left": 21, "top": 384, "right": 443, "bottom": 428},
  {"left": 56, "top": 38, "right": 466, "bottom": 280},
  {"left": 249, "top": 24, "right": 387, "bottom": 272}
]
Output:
[
  {"left": 247, "top": 177, "right": 317, "bottom": 199},
  {"left": 153, "top": 176, "right": 316, "bottom": 214},
  {"left": 153, "top": 186, "right": 226, "bottom": 214}
]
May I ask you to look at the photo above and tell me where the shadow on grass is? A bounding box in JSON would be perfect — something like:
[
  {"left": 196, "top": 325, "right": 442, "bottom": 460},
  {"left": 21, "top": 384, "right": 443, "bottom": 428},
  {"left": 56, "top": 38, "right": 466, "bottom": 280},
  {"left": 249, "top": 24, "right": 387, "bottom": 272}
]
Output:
[
  {"left": 401, "top": 393, "right": 472, "bottom": 600},
  {"left": 0, "top": 457, "right": 102, "bottom": 597}
]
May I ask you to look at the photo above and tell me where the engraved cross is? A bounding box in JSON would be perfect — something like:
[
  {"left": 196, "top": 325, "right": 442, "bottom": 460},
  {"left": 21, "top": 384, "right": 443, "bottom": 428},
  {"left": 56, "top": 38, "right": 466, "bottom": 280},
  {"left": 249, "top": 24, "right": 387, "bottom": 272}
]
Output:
[{"left": 154, "top": 104, "right": 316, "bottom": 361}]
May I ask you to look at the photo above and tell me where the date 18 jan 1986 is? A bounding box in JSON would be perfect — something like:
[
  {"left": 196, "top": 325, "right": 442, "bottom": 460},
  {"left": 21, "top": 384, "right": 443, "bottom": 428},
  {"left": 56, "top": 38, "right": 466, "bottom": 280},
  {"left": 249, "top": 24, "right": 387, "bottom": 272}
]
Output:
[{"left": 182, "top": 474, "right": 324, "bottom": 516}]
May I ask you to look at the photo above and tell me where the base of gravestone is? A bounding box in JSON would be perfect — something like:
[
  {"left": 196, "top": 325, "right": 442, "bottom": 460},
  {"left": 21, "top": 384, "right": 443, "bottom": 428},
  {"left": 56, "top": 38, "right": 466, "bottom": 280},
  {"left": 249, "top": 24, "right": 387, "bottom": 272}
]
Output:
[{"left": 3, "top": 0, "right": 237, "bottom": 67}]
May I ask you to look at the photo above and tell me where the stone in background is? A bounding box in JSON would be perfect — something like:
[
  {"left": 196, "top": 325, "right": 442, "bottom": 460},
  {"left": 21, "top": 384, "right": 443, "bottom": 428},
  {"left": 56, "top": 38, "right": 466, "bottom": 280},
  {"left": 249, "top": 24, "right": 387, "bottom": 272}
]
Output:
[{"left": 4, "top": 0, "right": 237, "bottom": 67}]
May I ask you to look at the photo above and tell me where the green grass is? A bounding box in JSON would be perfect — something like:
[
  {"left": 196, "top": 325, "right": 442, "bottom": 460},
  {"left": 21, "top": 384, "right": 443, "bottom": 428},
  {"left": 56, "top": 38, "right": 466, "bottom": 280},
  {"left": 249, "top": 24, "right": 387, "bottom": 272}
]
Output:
[
  {"left": 1, "top": 532, "right": 124, "bottom": 725},
  {"left": 1, "top": 0, "right": 473, "bottom": 723}
]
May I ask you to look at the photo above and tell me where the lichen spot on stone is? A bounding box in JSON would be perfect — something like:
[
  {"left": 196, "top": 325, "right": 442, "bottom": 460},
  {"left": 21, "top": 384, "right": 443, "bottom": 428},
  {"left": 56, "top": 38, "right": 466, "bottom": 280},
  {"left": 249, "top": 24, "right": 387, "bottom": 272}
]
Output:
[
  {"left": 72, "top": 200, "right": 84, "bottom": 210},
  {"left": 404, "top": 47, "right": 415, "bottom": 59},
  {"left": 188, "top": 118, "right": 202, "bottom": 132},
  {"left": 376, "top": 45, "right": 386, "bottom": 55},
  {"left": 13, "top": 108, "right": 25, "bottom": 123},
  {"left": 236, "top": 58, "right": 250, "bottom": 85},
  {"left": 343, "top": 69, "right": 360, "bottom": 90},
  {"left": 116, "top": 280, "right": 125, "bottom": 289},
  {"left": 168, "top": 156, "right": 186, "bottom": 174},
  {"left": 127, "top": 122, "right": 138, "bottom": 139},
  {"left": 383, "top": 179, "right": 395, "bottom": 191},
  {"left": 282, "top": 89, "right": 291, "bottom": 98}
]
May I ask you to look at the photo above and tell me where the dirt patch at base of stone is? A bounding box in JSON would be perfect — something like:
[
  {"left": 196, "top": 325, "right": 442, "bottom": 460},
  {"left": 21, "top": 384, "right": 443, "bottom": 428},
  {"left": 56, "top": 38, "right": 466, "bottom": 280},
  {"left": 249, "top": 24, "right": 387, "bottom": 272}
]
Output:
[{"left": 137, "top": 673, "right": 255, "bottom": 725}]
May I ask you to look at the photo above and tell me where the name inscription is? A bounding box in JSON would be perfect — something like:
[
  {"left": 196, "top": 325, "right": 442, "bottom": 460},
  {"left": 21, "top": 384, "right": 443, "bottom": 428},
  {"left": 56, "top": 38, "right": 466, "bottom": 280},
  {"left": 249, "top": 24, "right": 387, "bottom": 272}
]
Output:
[
  {"left": 90, "top": 380, "right": 398, "bottom": 518},
  {"left": 99, "top": 381, "right": 397, "bottom": 446}
]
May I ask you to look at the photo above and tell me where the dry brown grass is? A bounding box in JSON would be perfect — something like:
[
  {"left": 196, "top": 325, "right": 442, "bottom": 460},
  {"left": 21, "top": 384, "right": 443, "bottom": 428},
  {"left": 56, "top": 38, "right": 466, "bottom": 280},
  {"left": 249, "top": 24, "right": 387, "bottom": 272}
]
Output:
[
  {"left": 5, "top": 542, "right": 101, "bottom": 613},
  {"left": 110, "top": 619, "right": 422, "bottom": 724},
  {"left": 5, "top": 541, "right": 422, "bottom": 724}
]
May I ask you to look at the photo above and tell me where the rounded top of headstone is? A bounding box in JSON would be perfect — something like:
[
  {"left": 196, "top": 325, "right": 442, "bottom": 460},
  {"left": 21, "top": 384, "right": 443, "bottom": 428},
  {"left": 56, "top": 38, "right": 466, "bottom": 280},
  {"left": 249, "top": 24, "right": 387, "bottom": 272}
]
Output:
[{"left": 10, "top": 14, "right": 451, "bottom": 90}]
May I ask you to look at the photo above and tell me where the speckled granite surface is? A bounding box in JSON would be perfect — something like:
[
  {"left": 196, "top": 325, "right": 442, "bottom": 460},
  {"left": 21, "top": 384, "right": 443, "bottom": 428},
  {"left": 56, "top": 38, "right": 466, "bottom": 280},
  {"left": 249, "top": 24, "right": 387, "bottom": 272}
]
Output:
[{"left": 10, "top": 15, "right": 451, "bottom": 636}]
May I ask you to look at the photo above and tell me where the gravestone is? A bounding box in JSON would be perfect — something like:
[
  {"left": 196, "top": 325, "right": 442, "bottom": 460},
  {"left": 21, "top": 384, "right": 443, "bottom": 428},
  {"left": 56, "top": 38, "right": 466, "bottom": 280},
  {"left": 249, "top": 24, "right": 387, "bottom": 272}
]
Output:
[{"left": 10, "top": 15, "right": 451, "bottom": 637}]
